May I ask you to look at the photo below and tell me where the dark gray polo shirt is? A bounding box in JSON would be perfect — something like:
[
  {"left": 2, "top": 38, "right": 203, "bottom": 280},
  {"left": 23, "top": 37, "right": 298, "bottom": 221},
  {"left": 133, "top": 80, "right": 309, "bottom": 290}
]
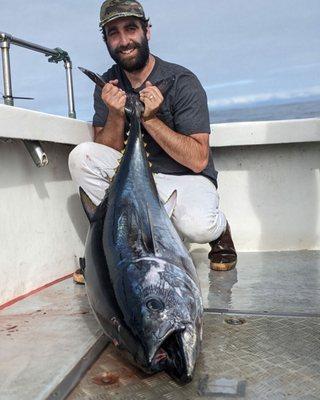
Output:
[{"left": 93, "top": 56, "right": 218, "bottom": 187}]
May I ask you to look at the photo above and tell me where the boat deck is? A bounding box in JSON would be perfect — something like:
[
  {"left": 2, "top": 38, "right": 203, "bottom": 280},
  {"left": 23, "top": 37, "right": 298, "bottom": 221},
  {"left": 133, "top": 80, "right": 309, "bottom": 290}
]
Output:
[{"left": 1, "top": 248, "right": 320, "bottom": 399}]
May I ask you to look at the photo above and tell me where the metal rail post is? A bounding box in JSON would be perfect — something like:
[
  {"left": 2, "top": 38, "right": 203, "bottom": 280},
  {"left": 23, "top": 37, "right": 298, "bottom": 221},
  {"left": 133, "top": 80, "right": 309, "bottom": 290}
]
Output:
[
  {"left": 0, "top": 31, "right": 76, "bottom": 167},
  {"left": 0, "top": 38, "right": 13, "bottom": 106},
  {"left": 0, "top": 35, "right": 48, "bottom": 167},
  {"left": 64, "top": 60, "right": 76, "bottom": 119}
]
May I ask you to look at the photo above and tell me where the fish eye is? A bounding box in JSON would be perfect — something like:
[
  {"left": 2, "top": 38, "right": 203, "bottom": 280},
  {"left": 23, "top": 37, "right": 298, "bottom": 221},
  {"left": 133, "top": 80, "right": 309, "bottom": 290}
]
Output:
[{"left": 146, "top": 298, "right": 164, "bottom": 312}]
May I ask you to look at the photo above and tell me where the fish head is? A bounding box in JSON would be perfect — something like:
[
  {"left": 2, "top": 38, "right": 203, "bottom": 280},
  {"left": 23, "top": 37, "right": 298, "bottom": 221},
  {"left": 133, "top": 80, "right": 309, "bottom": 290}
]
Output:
[{"left": 120, "top": 257, "right": 203, "bottom": 382}]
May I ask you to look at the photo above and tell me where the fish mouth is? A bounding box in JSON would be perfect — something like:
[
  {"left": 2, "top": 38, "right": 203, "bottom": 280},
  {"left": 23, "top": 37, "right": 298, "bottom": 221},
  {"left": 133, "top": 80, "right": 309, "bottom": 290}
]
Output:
[{"left": 148, "top": 328, "right": 197, "bottom": 384}]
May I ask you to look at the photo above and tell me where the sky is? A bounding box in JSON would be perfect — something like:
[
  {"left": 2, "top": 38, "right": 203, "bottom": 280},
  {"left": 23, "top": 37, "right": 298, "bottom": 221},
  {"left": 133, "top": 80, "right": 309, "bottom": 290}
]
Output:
[{"left": 1, "top": 0, "right": 320, "bottom": 122}]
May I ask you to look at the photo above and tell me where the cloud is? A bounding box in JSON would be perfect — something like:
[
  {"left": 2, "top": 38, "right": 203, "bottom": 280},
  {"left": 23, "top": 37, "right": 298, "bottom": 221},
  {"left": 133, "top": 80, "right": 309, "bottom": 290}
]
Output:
[
  {"left": 209, "top": 85, "right": 320, "bottom": 109},
  {"left": 265, "top": 62, "right": 320, "bottom": 76},
  {"left": 204, "top": 79, "right": 255, "bottom": 91}
]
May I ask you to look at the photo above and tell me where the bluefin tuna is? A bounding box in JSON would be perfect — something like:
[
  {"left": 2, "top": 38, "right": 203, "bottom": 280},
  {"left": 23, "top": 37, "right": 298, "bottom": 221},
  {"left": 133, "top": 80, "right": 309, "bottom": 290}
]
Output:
[{"left": 79, "top": 70, "right": 203, "bottom": 383}]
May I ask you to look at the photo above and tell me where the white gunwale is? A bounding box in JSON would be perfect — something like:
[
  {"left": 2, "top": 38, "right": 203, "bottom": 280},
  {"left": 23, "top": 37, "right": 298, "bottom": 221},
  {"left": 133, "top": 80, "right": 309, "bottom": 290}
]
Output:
[
  {"left": 0, "top": 105, "right": 319, "bottom": 305},
  {"left": 1, "top": 104, "right": 319, "bottom": 147}
]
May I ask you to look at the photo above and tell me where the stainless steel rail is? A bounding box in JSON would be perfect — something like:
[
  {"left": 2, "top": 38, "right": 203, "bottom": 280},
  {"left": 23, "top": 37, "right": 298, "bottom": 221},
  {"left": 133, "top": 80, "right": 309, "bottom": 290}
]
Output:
[
  {"left": 1, "top": 31, "right": 63, "bottom": 57},
  {"left": 0, "top": 31, "right": 77, "bottom": 167}
]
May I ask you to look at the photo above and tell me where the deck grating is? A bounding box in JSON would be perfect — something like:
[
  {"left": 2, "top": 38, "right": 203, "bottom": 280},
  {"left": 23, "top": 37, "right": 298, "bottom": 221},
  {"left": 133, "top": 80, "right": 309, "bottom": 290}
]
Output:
[
  {"left": 67, "top": 250, "right": 320, "bottom": 400},
  {"left": 67, "top": 314, "right": 320, "bottom": 400}
]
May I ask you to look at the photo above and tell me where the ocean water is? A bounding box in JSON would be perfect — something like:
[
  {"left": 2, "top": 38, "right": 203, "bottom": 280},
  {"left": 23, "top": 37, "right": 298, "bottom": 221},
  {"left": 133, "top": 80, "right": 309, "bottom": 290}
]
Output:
[{"left": 210, "top": 99, "right": 320, "bottom": 124}]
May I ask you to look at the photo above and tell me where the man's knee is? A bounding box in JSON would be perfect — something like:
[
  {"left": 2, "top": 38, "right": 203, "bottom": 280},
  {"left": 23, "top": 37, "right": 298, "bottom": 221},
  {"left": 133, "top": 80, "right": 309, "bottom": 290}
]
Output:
[
  {"left": 69, "top": 142, "right": 94, "bottom": 173},
  {"left": 175, "top": 209, "right": 226, "bottom": 244},
  {"left": 68, "top": 142, "right": 104, "bottom": 187}
]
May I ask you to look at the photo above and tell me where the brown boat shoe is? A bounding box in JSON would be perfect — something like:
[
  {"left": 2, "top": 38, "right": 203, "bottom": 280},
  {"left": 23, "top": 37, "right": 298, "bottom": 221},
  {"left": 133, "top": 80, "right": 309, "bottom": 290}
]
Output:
[
  {"left": 73, "top": 258, "right": 86, "bottom": 284},
  {"left": 73, "top": 269, "right": 85, "bottom": 284},
  {"left": 208, "top": 222, "right": 237, "bottom": 271}
]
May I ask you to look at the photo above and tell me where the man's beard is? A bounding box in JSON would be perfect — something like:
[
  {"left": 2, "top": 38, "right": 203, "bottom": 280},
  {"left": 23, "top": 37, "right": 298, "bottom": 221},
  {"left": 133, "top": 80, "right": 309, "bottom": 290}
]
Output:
[{"left": 107, "top": 35, "right": 150, "bottom": 73}]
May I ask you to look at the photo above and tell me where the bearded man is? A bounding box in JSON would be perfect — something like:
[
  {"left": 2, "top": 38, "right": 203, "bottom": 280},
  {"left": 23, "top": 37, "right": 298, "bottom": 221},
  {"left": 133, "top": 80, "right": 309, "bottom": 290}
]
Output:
[{"left": 69, "top": 0, "right": 237, "bottom": 284}]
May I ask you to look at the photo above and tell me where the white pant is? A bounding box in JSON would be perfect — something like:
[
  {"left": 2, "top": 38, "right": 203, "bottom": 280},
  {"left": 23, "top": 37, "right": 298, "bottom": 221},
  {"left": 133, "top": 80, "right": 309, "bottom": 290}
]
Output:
[{"left": 68, "top": 142, "right": 226, "bottom": 244}]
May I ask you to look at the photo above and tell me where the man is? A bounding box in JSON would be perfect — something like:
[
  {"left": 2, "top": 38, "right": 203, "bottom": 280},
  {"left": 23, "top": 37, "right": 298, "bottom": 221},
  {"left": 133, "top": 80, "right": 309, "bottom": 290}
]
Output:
[{"left": 69, "top": 0, "right": 237, "bottom": 284}]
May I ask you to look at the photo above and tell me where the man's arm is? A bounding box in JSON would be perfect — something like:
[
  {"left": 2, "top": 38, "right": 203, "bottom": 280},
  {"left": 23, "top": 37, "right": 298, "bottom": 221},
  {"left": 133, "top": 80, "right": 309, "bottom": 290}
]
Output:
[
  {"left": 142, "top": 118, "right": 209, "bottom": 173},
  {"left": 93, "top": 79, "right": 126, "bottom": 151},
  {"left": 94, "top": 111, "right": 125, "bottom": 151},
  {"left": 140, "top": 81, "right": 209, "bottom": 173}
]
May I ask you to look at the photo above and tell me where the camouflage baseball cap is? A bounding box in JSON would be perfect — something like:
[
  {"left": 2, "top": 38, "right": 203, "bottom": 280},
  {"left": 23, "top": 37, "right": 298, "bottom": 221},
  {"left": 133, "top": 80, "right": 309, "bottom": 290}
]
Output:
[{"left": 100, "top": 0, "right": 146, "bottom": 28}]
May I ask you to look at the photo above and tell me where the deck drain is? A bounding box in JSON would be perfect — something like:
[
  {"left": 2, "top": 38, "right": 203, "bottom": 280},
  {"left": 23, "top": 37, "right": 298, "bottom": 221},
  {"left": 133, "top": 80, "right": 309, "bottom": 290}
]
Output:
[{"left": 225, "top": 317, "right": 246, "bottom": 325}]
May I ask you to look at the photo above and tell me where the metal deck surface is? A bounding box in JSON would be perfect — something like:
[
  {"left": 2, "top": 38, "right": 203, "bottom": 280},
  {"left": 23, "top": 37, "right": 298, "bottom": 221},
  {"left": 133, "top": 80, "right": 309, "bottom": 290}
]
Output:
[
  {"left": 67, "top": 249, "right": 320, "bottom": 400},
  {"left": 1, "top": 250, "right": 320, "bottom": 400},
  {"left": 68, "top": 314, "right": 320, "bottom": 400},
  {"left": 195, "top": 248, "right": 320, "bottom": 314},
  {"left": 0, "top": 279, "right": 108, "bottom": 400}
]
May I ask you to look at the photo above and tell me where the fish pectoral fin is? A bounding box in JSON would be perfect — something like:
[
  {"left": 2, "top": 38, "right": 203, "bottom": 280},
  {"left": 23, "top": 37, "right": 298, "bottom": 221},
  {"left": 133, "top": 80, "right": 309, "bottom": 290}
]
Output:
[
  {"left": 146, "top": 204, "right": 162, "bottom": 257},
  {"left": 79, "top": 187, "right": 109, "bottom": 223},
  {"left": 141, "top": 228, "right": 154, "bottom": 254},
  {"left": 128, "top": 209, "right": 153, "bottom": 254},
  {"left": 163, "top": 190, "right": 177, "bottom": 219}
]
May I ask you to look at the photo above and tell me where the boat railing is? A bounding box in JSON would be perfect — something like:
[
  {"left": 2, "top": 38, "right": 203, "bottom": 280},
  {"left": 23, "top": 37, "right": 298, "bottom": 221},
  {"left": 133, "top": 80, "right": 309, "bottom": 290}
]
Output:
[{"left": 0, "top": 31, "right": 76, "bottom": 167}]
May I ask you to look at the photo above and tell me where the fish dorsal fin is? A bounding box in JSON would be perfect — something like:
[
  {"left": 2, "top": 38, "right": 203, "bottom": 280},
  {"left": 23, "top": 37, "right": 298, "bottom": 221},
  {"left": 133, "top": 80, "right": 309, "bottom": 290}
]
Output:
[
  {"left": 146, "top": 204, "right": 162, "bottom": 257},
  {"left": 79, "top": 187, "right": 97, "bottom": 222},
  {"left": 79, "top": 187, "right": 109, "bottom": 223},
  {"left": 164, "top": 190, "right": 177, "bottom": 219}
]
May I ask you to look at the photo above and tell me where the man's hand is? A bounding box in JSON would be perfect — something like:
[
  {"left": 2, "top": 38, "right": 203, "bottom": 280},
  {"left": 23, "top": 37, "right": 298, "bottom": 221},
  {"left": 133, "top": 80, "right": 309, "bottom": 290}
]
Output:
[
  {"left": 101, "top": 79, "right": 126, "bottom": 116},
  {"left": 140, "top": 81, "right": 163, "bottom": 121},
  {"left": 95, "top": 79, "right": 126, "bottom": 150}
]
